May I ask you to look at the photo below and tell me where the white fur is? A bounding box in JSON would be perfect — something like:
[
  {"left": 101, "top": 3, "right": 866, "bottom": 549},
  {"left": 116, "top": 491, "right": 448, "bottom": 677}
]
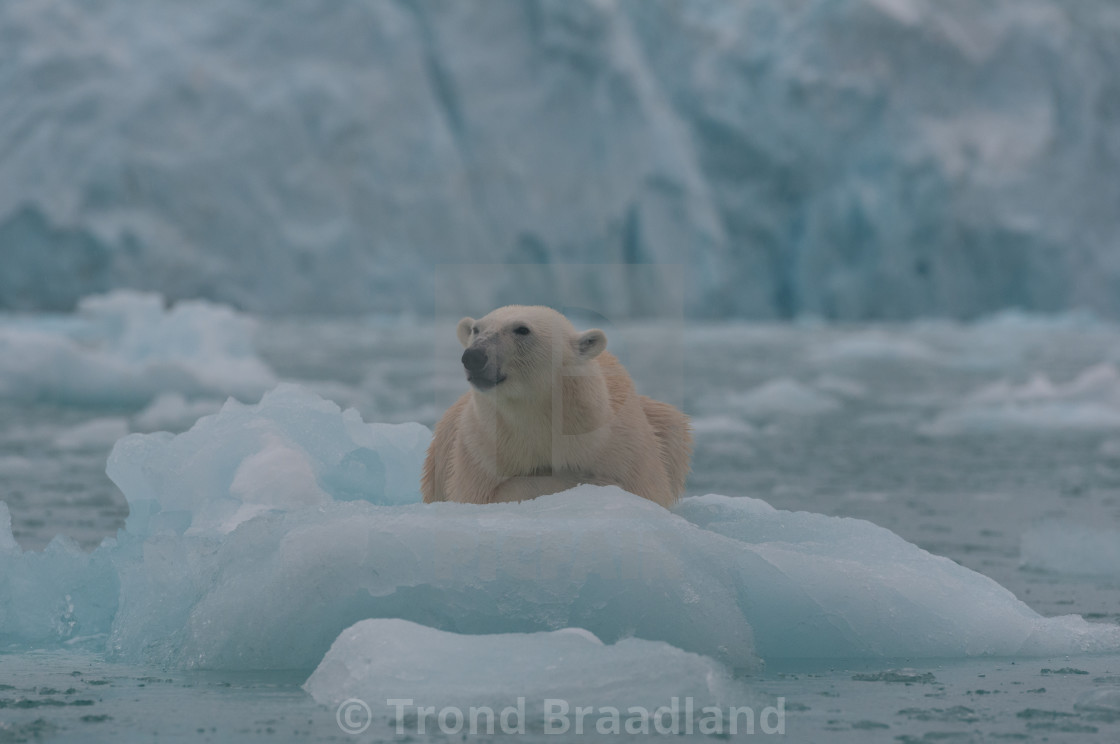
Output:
[{"left": 422, "top": 306, "right": 691, "bottom": 508}]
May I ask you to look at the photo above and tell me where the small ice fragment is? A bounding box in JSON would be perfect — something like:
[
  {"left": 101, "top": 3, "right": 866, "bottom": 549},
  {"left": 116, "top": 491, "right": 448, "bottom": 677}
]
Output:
[
  {"left": 53, "top": 418, "right": 129, "bottom": 451},
  {"left": 304, "top": 618, "right": 752, "bottom": 716}
]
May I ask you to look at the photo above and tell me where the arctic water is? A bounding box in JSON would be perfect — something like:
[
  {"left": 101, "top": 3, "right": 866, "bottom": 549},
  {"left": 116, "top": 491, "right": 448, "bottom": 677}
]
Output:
[{"left": 2, "top": 295, "right": 1120, "bottom": 743}]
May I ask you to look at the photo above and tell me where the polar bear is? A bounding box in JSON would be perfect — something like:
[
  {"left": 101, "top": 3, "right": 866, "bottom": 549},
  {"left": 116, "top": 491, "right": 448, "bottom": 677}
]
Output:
[{"left": 422, "top": 306, "right": 691, "bottom": 508}]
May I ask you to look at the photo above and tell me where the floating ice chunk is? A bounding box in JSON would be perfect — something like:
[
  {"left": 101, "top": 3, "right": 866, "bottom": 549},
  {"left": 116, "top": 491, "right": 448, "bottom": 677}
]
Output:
[
  {"left": 813, "top": 374, "right": 868, "bottom": 399},
  {"left": 0, "top": 291, "right": 275, "bottom": 406},
  {"left": 304, "top": 619, "right": 751, "bottom": 717},
  {"left": 810, "top": 333, "right": 936, "bottom": 364},
  {"left": 1021, "top": 525, "right": 1120, "bottom": 577},
  {"left": 133, "top": 393, "right": 223, "bottom": 433},
  {"left": 0, "top": 455, "right": 33, "bottom": 476},
  {"left": 858, "top": 411, "right": 924, "bottom": 428},
  {"left": 676, "top": 495, "right": 1120, "bottom": 659},
  {"left": 920, "top": 405, "right": 1120, "bottom": 436},
  {"left": 690, "top": 415, "right": 756, "bottom": 436},
  {"left": 969, "top": 365, "right": 1120, "bottom": 406},
  {"left": 974, "top": 309, "right": 1104, "bottom": 331},
  {"left": 107, "top": 384, "right": 430, "bottom": 537},
  {"left": 230, "top": 434, "right": 328, "bottom": 508},
  {"left": 53, "top": 417, "right": 129, "bottom": 451},
  {"left": 106, "top": 488, "right": 759, "bottom": 671},
  {"left": 0, "top": 503, "right": 118, "bottom": 649},
  {"left": 0, "top": 502, "right": 18, "bottom": 554},
  {"left": 728, "top": 378, "right": 840, "bottom": 418},
  {"left": 10, "top": 384, "right": 1120, "bottom": 670},
  {"left": 105, "top": 487, "right": 1120, "bottom": 671},
  {"left": 96, "top": 388, "right": 1120, "bottom": 668},
  {"left": 922, "top": 364, "right": 1120, "bottom": 435}
]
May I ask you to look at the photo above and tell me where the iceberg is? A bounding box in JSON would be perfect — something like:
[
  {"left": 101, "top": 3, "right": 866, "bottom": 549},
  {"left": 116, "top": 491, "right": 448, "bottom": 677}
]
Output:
[
  {"left": 0, "top": 504, "right": 118, "bottom": 649},
  {"left": 106, "top": 384, "right": 431, "bottom": 537},
  {"left": 104, "top": 487, "right": 761, "bottom": 671},
  {"left": 3, "top": 383, "right": 1119, "bottom": 674},
  {"left": 0, "top": 291, "right": 275, "bottom": 406}
]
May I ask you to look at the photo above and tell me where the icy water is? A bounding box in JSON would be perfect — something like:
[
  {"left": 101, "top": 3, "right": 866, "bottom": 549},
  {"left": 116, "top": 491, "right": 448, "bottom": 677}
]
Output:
[{"left": 3, "top": 311, "right": 1120, "bottom": 742}]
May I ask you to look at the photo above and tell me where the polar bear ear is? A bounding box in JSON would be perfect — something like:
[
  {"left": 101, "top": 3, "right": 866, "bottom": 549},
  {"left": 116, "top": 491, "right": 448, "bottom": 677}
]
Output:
[
  {"left": 575, "top": 329, "right": 607, "bottom": 360},
  {"left": 456, "top": 317, "right": 476, "bottom": 348}
]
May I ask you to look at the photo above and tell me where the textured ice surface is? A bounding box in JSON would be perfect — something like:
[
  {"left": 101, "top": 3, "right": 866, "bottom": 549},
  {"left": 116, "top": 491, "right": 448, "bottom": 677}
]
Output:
[
  {"left": 810, "top": 333, "right": 938, "bottom": 365},
  {"left": 0, "top": 504, "right": 118, "bottom": 649},
  {"left": 106, "top": 384, "right": 431, "bottom": 537},
  {"left": 104, "top": 487, "right": 759, "bottom": 671},
  {"left": 0, "top": 291, "right": 275, "bottom": 405},
  {"left": 1021, "top": 525, "right": 1120, "bottom": 577},
  {"left": 922, "top": 364, "right": 1120, "bottom": 435},
  {"left": 5, "top": 381, "right": 1120, "bottom": 674},
  {"left": 304, "top": 619, "right": 750, "bottom": 714},
  {"left": 690, "top": 415, "right": 757, "bottom": 436},
  {"left": 106, "top": 477, "right": 1120, "bottom": 670},
  {"left": 676, "top": 496, "right": 1120, "bottom": 659},
  {"left": 3, "top": 0, "right": 1120, "bottom": 319}
]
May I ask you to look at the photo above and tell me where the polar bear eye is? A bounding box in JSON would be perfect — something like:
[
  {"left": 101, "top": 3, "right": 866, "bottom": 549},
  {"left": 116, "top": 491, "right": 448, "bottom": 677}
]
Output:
[{"left": 513, "top": 325, "right": 531, "bottom": 336}]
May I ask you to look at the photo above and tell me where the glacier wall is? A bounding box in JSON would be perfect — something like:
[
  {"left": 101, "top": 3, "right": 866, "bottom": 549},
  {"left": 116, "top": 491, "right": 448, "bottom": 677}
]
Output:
[{"left": 2, "top": 0, "right": 1119, "bottom": 319}]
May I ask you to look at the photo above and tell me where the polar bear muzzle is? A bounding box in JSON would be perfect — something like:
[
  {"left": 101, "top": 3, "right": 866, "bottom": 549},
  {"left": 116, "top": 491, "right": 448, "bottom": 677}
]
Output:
[{"left": 461, "top": 345, "right": 506, "bottom": 390}]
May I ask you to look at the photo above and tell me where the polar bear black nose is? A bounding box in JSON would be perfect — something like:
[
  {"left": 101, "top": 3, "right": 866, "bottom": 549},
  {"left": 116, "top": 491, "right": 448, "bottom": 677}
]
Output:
[{"left": 461, "top": 347, "right": 488, "bottom": 372}]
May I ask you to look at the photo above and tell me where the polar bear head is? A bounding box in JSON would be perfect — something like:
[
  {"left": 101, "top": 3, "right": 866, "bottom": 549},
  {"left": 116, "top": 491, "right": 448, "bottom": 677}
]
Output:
[{"left": 456, "top": 305, "right": 606, "bottom": 397}]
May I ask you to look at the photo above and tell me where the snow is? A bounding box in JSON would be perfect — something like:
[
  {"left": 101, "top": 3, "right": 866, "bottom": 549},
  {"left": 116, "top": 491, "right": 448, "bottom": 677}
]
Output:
[
  {"left": 1021, "top": 525, "right": 1120, "bottom": 577},
  {"left": 303, "top": 619, "right": 751, "bottom": 716},
  {"left": 0, "top": 291, "right": 275, "bottom": 405},
  {"left": 3, "top": 383, "right": 1119, "bottom": 675},
  {"left": 3, "top": 0, "right": 1120, "bottom": 319}
]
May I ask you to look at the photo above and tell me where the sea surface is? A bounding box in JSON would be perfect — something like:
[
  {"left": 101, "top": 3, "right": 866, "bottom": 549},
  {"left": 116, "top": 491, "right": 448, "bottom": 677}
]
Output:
[{"left": 2, "top": 313, "right": 1119, "bottom": 742}]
